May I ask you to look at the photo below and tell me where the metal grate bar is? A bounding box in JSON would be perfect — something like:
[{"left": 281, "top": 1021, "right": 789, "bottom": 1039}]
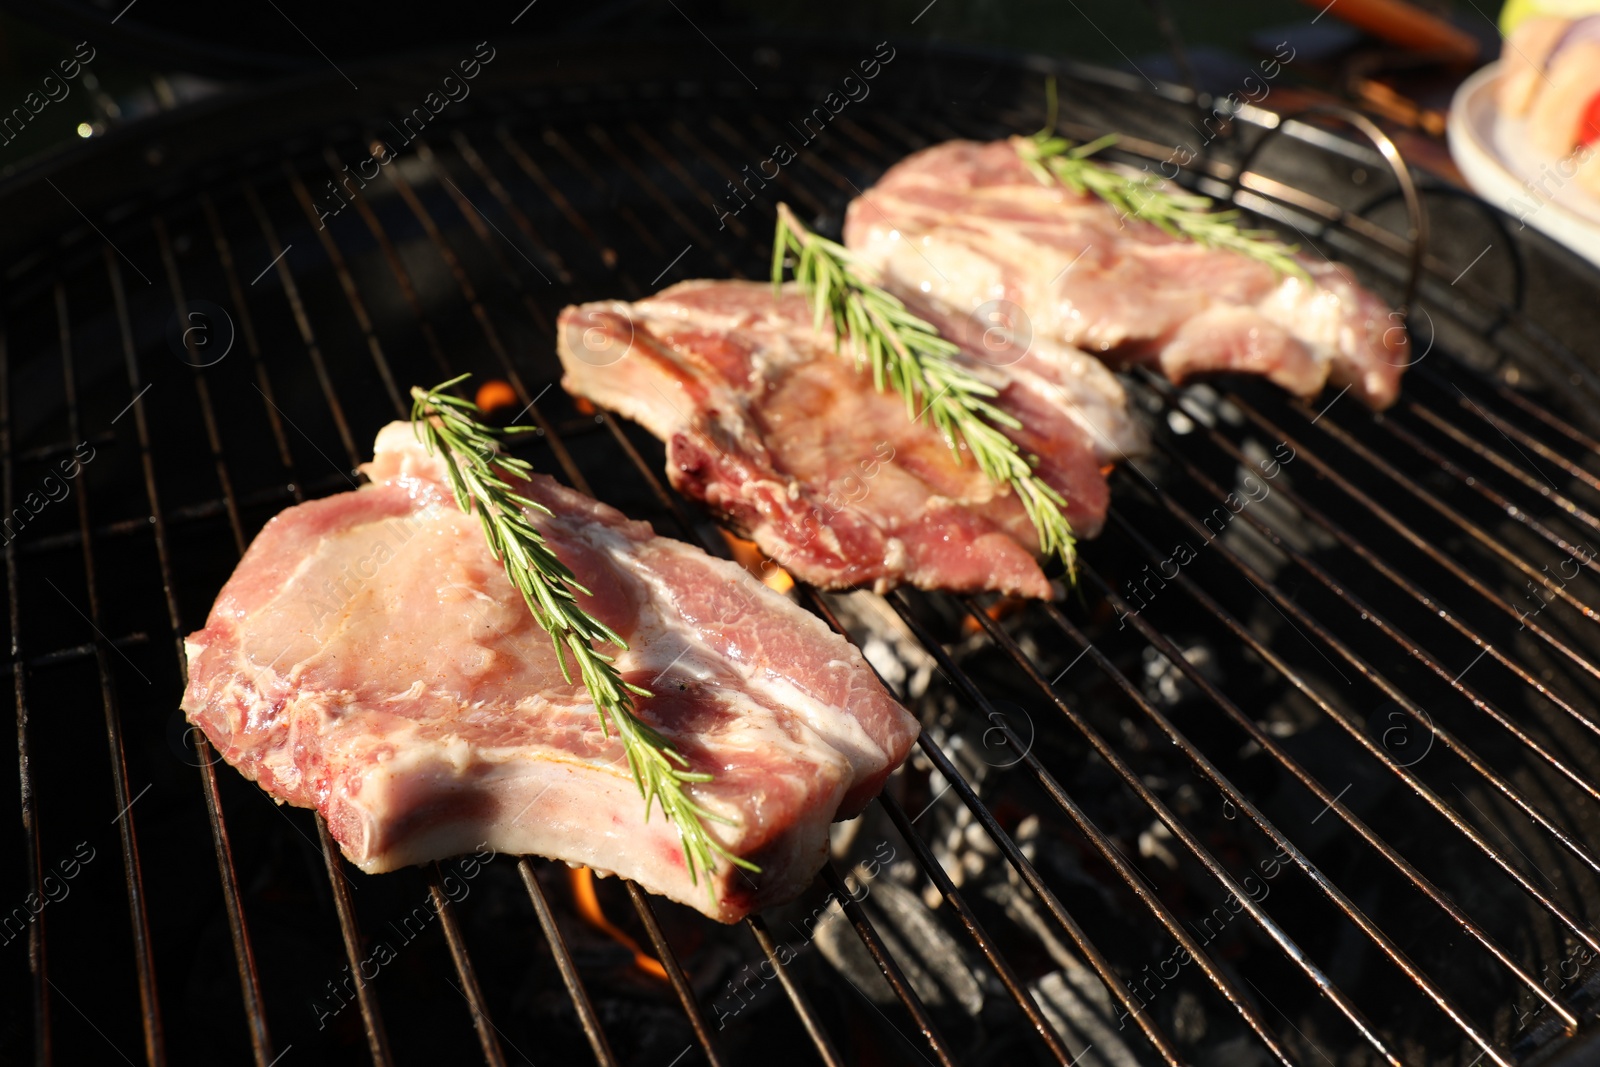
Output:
[
  {"left": 485, "top": 122, "right": 1177, "bottom": 1055},
  {"left": 957, "top": 593, "right": 1408, "bottom": 1065},
  {"left": 743, "top": 914, "right": 846, "bottom": 1067},
  {"left": 447, "top": 130, "right": 573, "bottom": 285},
  {"left": 153, "top": 216, "right": 248, "bottom": 550},
  {"left": 1054, "top": 584, "right": 1538, "bottom": 1050},
  {"left": 1379, "top": 401, "right": 1600, "bottom": 567},
  {"left": 457, "top": 119, "right": 1129, "bottom": 1056},
  {"left": 355, "top": 143, "right": 643, "bottom": 1049},
  {"left": 104, "top": 246, "right": 277, "bottom": 1066},
  {"left": 220, "top": 187, "right": 445, "bottom": 1061},
  {"left": 317, "top": 145, "right": 453, "bottom": 378},
  {"left": 1133, "top": 395, "right": 1597, "bottom": 1014},
  {"left": 798, "top": 589, "right": 1186, "bottom": 1064},
  {"left": 0, "top": 636, "right": 148, "bottom": 676},
  {"left": 239, "top": 183, "right": 362, "bottom": 473},
  {"left": 750, "top": 115, "right": 874, "bottom": 205},
  {"left": 413, "top": 138, "right": 556, "bottom": 330},
  {"left": 313, "top": 140, "right": 723, "bottom": 1064},
  {"left": 516, "top": 860, "right": 620, "bottom": 1067},
  {"left": 291, "top": 139, "right": 636, "bottom": 1065},
  {"left": 56, "top": 280, "right": 168, "bottom": 1065},
  {"left": 181, "top": 190, "right": 409, "bottom": 1062},
  {"left": 624, "top": 119, "right": 758, "bottom": 249},
  {"left": 1100, "top": 501, "right": 1600, "bottom": 957},
  {"left": 699, "top": 116, "right": 830, "bottom": 218},
  {"left": 625, "top": 880, "right": 729, "bottom": 1067},
  {"left": 282, "top": 162, "right": 407, "bottom": 417},
  {"left": 197, "top": 192, "right": 298, "bottom": 474},
  {"left": 428, "top": 866, "right": 509, "bottom": 1067},
  {"left": 493, "top": 204, "right": 1050, "bottom": 1062},
  {"left": 908, "top": 730, "right": 1184, "bottom": 1064},
  {"left": 297, "top": 139, "right": 745, "bottom": 1062},
  {"left": 884, "top": 593, "right": 1298, "bottom": 1065},
  {"left": 373, "top": 153, "right": 588, "bottom": 494},
  {"left": 830, "top": 116, "right": 903, "bottom": 171},
  {"left": 15, "top": 433, "right": 112, "bottom": 464},
  {"left": 1218, "top": 390, "right": 1600, "bottom": 689},
  {"left": 2, "top": 317, "right": 52, "bottom": 1064},
  {"left": 242, "top": 172, "right": 521, "bottom": 1062},
  {"left": 1475, "top": 370, "right": 1600, "bottom": 459},
  {"left": 540, "top": 126, "right": 668, "bottom": 259},
  {"left": 818, "top": 863, "right": 958, "bottom": 1067},
  {"left": 105, "top": 241, "right": 278, "bottom": 1067},
  {"left": 447, "top": 139, "right": 968, "bottom": 1055},
  {"left": 579, "top": 123, "right": 747, "bottom": 283},
  {"left": 1163, "top": 405, "right": 1600, "bottom": 887},
  {"left": 492, "top": 125, "right": 622, "bottom": 275},
  {"left": 1123, "top": 447, "right": 1600, "bottom": 887},
  {"left": 876, "top": 791, "right": 1077, "bottom": 1063},
  {"left": 1416, "top": 368, "right": 1600, "bottom": 501},
  {"left": 744, "top": 115, "right": 858, "bottom": 202},
  {"left": 317, "top": 819, "right": 396, "bottom": 1067},
  {"left": 1148, "top": 375, "right": 1600, "bottom": 760},
  {"left": 585, "top": 122, "right": 745, "bottom": 273},
  {"left": 1142, "top": 397, "right": 1600, "bottom": 809}
]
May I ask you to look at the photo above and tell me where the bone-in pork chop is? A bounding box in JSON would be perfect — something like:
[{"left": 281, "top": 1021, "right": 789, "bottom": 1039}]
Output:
[
  {"left": 843, "top": 138, "right": 1409, "bottom": 408},
  {"left": 180, "top": 423, "right": 919, "bottom": 922},
  {"left": 557, "top": 279, "right": 1145, "bottom": 600}
]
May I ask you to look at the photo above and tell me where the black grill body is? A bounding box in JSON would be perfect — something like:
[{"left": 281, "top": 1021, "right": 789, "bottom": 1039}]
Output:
[{"left": 4, "top": 35, "right": 1600, "bottom": 1067}]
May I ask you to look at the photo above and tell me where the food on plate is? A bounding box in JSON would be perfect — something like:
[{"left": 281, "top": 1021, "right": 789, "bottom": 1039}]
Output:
[
  {"left": 557, "top": 279, "right": 1145, "bottom": 599},
  {"left": 842, "top": 138, "right": 1410, "bottom": 409},
  {"left": 179, "top": 422, "right": 919, "bottom": 922},
  {"left": 1499, "top": 0, "right": 1600, "bottom": 36},
  {"left": 1496, "top": 16, "right": 1574, "bottom": 116},
  {"left": 1497, "top": 9, "right": 1600, "bottom": 196}
]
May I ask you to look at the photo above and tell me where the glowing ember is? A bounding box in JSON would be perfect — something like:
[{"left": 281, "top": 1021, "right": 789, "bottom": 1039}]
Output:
[{"left": 474, "top": 379, "right": 518, "bottom": 414}]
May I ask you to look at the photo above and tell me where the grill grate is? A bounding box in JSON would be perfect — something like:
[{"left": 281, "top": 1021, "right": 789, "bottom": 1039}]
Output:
[{"left": 6, "top": 36, "right": 1600, "bottom": 1067}]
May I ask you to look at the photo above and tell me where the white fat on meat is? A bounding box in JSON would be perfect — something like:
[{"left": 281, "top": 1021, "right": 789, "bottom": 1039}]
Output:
[
  {"left": 180, "top": 423, "right": 919, "bottom": 923},
  {"left": 557, "top": 279, "right": 1144, "bottom": 600},
  {"left": 843, "top": 138, "right": 1409, "bottom": 409}
]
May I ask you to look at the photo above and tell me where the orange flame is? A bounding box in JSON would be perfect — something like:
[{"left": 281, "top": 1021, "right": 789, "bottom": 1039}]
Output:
[
  {"left": 567, "top": 867, "right": 667, "bottom": 981},
  {"left": 962, "top": 595, "right": 1027, "bottom": 635},
  {"left": 719, "top": 530, "right": 794, "bottom": 593}
]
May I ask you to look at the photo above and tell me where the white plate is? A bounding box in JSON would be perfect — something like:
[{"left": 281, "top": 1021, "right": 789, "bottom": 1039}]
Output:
[{"left": 1448, "top": 60, "right": 1600, "bottom": 265}]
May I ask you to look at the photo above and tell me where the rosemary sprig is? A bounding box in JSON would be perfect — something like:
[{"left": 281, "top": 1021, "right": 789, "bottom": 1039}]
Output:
[
  {"left": 1016, "top": 80, "right": 1307, "bottom": 280},
  {"left": 771, "top": 205, "right": 1076, "bottom": 575},
  {"left": 409, "top": 376, "right": 755, "bottom": 889}
]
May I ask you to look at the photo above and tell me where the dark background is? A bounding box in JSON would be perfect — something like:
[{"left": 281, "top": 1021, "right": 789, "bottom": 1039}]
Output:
[{"left": 0, "top": 0, "right": 1495, "bottom": 181}]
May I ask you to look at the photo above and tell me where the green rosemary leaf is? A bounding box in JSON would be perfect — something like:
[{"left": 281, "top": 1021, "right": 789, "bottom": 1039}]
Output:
[
  {"left": 771, "top": 205, "right": 1076, "bottom": 578},
  {"left": 410, "top": 379, "right": 757, "bottom": 890}
]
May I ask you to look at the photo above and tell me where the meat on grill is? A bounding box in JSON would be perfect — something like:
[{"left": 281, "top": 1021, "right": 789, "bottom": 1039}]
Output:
[
  {"left": 556, "top": 279, "right": 1145, "bottom": 600},
  {"left": 179, "top": 423, "right": 919, "bottom": 922},
  {"left": 842, "top": 138, "right": 1410, "bottom": 408}
]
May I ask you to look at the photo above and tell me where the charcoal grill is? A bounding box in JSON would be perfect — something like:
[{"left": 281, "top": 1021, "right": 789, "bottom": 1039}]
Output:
[{"left": 6, "top": 33, "right": 1600, "bottom": 1067}]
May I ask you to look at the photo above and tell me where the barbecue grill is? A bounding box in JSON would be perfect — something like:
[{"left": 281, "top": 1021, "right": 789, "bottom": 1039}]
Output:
[{"left": 5, "top": 31, "right": 1600, "bottom": 1067}]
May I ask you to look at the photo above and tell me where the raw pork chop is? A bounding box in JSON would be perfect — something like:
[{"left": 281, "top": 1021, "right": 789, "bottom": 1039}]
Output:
[
  {"left": 180, "top": 423, "right": 918, "bottom": 922},
  {"left": 843, "top": 138, "right": 1410, "bottom": 408},
  {"left": 557, "top": 279, "right": 1145, "bottom": 600}
]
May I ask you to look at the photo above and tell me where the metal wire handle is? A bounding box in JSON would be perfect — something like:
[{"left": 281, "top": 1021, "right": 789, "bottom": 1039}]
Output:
[{"left": 1235, "top": 103, "right": 1429, "bottom": 317}]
